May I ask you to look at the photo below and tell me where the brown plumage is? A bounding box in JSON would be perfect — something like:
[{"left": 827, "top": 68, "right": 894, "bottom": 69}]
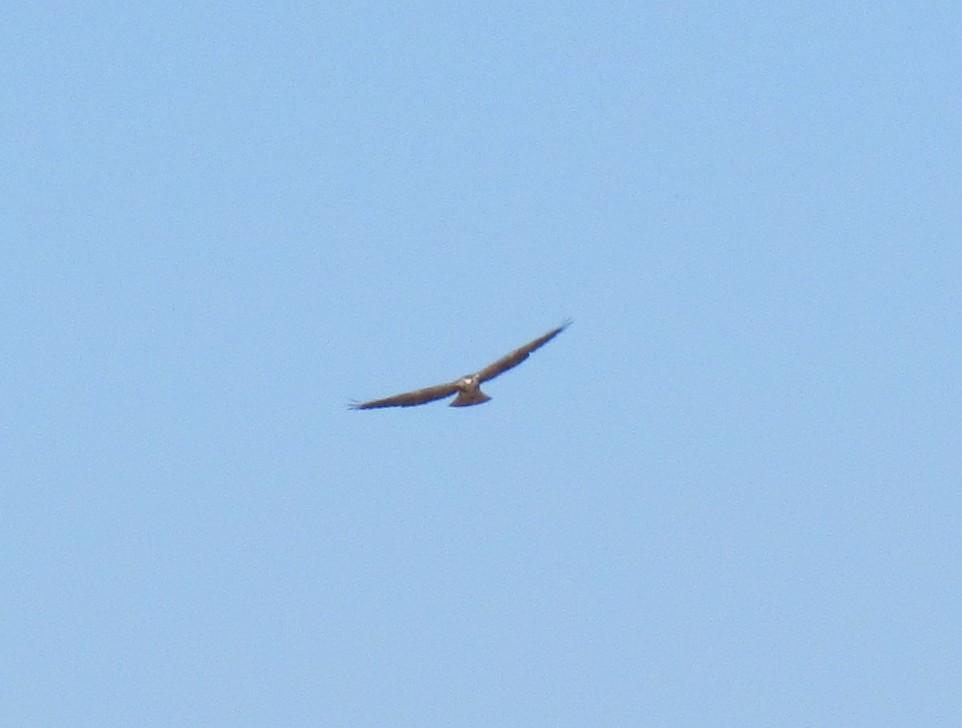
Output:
[{"left": 349, "top": 320, "right": 570, "bottom": 410}]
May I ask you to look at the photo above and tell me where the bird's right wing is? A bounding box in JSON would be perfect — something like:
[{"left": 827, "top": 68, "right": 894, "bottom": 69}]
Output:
[
  {"left": 475, "top": 320, "right": 571, "bottom": 383},
  {"left": 349, "top": 381, "right": 459, "bottom": 409}
]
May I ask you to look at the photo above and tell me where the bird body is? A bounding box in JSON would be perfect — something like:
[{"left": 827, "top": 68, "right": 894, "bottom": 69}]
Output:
[
  {"left": 449, "top": 375, "right": 491, "bottom": 407},
  {"left": 349, "top": 321, "right": 570, "bottom": 410}
]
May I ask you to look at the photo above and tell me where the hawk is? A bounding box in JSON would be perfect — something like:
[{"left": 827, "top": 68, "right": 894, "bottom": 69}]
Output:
[{"left": 349, "top": 320, "right": 570, "bottom": 410}]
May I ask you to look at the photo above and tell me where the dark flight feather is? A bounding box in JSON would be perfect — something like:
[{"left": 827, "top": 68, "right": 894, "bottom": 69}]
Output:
[
  {"left": 475, "top": 320, "right": 570, "bottom": 383},
  {"left": 348, "top": 382, "right": 459, "bottom": 410}
]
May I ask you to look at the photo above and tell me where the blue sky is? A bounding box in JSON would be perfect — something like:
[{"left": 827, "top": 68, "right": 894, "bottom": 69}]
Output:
[{"left": 3, "top": 2, "right": 961, "bottom": 726}]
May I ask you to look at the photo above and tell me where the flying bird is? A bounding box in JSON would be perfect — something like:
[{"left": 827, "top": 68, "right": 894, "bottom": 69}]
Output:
[{"left": 349, "top": 320, "right": 570, "bottom": 410}]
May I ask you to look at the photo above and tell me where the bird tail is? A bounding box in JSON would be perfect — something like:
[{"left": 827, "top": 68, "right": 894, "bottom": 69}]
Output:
[{"left": 449, "top": 389, "right": 492, "bottom": 407}]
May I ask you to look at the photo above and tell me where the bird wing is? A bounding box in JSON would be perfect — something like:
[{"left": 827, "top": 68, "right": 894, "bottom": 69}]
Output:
[
  {"left": 475, "top": 320, "right": 570, "bottom": 383},
  {"left": 349, "top": 381, "right": 459, "bottom": 409}
]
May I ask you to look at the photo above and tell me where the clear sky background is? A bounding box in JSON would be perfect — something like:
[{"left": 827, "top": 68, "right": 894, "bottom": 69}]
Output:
[{"left": 3, "top": 2, "right": 960, "bottom": 726}]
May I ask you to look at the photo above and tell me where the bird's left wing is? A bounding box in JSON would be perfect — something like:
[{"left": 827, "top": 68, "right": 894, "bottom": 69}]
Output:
[
  {"left": 349, "top": 381, "right": 459, "bottom": 409},
  {"left": 475, "top": 320, "right": 570, "bottom": 383}
]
